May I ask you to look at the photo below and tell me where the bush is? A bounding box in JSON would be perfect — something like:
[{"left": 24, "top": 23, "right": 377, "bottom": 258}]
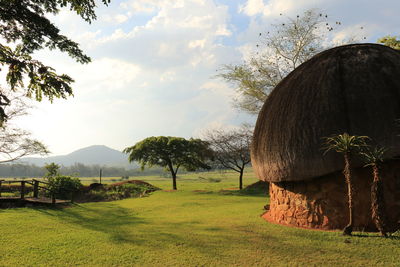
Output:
[
  {"left": 47, "top": 175, "right": 82, "bottom": 199},
  {"left": 77, "top": 181, "right": 159, "bottom": 202},
  {"left": 105, "top": 183, "right": 151, "bottom": 199}
]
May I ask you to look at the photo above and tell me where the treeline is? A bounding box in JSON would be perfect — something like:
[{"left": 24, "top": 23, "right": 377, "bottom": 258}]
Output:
[{"left": 0, "top": 163, "right": 165, "bottom": 178}]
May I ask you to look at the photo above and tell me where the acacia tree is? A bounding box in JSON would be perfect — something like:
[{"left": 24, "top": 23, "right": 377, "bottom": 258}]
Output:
[
  {"left": 205, "top": 125, "right": 252, "bottom": 190},
  {"left": 323, "top": 133, "right": 369, "bottom": 236},
  {"left": 218, "top": 9, "right": 353, "bottom": 114},
  {"left": 0, "top": 0, "right": 110, "bottom": 124},
  {"left": 124, "top": 136, "right": 212, "bottom": 190},
  {"left": 360, "top": 146, "right": 389, "bottom": 237}
]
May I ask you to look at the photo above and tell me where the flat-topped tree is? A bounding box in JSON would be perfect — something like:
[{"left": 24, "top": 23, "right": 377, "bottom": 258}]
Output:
[
  {"left": 124, "top": 137, "right": 212, "bottom": 190},
  {"left": 0, "top": 0, "right": 110, "bottom": 125}
]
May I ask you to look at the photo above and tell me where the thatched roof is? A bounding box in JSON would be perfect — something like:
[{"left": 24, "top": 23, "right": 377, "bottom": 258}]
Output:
[{"left": 251, "top": 44, "right": 400, "bottom": 182}]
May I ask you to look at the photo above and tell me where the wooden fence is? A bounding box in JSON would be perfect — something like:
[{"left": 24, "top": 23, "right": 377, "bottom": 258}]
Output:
[{"left": 0, "top": 179, "right": 56, "bottom": 204}]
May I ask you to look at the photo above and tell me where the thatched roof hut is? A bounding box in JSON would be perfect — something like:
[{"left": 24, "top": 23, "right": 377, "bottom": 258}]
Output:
[
  {"left": 252, "top": 44, "right": 400, "bottom": 231},
  {"left": 252, "top": 43, "right": 400, "bottom": 183}
]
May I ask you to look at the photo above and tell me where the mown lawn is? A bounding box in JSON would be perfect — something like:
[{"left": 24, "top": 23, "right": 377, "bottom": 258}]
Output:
[{"left": 0, "top": 170, "right": 399, "bottom": 266}]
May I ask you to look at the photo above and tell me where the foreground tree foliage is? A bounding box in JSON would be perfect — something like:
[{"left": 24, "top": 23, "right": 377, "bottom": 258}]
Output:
[
  {"left": 322, "top": 133, "right": 369, "bottom": 236},
  {"left": 124, "top": 136, "right": 212, "bottom": 190},
  {"left": 218, "top": 9, "right": 353, "bottom": 114},
  {"left": 205, "top": 125, "right": 252, "bottom": 190},
  {"left": 360, "top": 146, "right": 389, "bottom": 237},
  {"left": 0, "top": 0, "right": 110, "bottom": 124}
]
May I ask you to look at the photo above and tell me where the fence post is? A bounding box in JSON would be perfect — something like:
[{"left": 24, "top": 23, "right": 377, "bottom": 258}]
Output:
[
  {"left": 0, "top": 180, "right": 2, "bottom": 197},
  {"left": 33, "top": 180, "right": 39, "bottom": 198},
  {"left": 52, "top": 194, "right": 56, "bottom": 204},
  {"left": 20, "top": 181, "right": 25, "bottom": 200}
]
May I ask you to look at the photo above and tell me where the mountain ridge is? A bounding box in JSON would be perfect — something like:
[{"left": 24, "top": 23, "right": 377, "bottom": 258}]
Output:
[{"left": 17, "top": 145, "right": 136, "bottom": 168}]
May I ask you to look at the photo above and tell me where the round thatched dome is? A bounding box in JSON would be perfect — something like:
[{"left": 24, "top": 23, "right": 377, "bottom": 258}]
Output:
[{"left": 252, "top": 43, "right": 400, "bottom": 182}]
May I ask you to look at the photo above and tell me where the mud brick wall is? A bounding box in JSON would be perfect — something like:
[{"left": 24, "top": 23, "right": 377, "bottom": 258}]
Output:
[{"left": 263, "top": 160, "right": 400, "bottom": 232}]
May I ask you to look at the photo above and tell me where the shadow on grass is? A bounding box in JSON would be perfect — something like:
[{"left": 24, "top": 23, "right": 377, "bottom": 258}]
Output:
[
  {"left": 35, "top": 203, "right": 146, "bottom": 244},
  {"left": 191, "top": 189, "right": 268, "bottom": 198},
  {"left": 218, "top": 189, "right": 268, "bottom": 197},
  {"left": 352, "top": 233, "right": 400, "bottom": 240}
]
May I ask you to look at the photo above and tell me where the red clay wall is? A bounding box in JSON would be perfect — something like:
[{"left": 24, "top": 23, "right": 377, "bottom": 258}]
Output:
[{"left": 263, "top": 160, "right": 400, "bottom": 231}]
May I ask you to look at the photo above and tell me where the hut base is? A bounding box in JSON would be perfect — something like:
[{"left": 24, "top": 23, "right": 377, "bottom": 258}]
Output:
[{"left": 264, "top": 160, "right": 400, "bottom": 232}]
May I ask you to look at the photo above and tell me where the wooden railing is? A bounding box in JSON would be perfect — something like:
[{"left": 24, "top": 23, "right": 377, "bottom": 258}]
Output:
[{"left": 0, "top": 179, "right": 56, "bottom": 204}]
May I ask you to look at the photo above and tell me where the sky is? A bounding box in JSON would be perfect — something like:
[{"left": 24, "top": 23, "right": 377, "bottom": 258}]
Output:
[{"left": 12, "top": 0, "right": 400, "bottom": 156}]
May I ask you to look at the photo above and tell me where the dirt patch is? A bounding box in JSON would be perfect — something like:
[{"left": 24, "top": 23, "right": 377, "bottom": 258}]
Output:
[{"left": 223, "top": 188, "right": 239, "bottom": 191}]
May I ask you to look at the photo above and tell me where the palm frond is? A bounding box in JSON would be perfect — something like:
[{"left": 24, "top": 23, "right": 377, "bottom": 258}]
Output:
[
  {"left": 360, "top": 146, "right": 388, "bottom": 167},
  {"left": 322, "top": 133, "right": 369, "bottom": 154}
]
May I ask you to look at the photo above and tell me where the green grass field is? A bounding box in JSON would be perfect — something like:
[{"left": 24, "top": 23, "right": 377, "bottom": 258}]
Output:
[{"left": 0, "top": 169, "right": 399, "bottom": 266}]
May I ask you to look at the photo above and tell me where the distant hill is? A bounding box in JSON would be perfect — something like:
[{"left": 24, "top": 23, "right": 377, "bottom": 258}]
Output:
[{"left": 18, "top": 145, "right": 137, "bottom": 168}]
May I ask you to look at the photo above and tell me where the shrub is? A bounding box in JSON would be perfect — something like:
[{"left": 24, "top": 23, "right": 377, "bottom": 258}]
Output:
[
  {"left": 78, "top": 181, "right": 159, "bottom": 202},
  {"left": 47, "top": 175, "right": 82, "bottom": 199},
  {"left": 111, "top": 183, "right": 150, "bottom": 198}
]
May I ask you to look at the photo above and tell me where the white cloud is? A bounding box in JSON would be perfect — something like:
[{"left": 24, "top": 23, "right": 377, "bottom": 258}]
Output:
[
  {"left": 239, "top": 0, "right": 266, "bottom": 16},
  {"left": 239, "top": 0, "right": 323, "bottom": 18},
  {"left": 75, "top": 58, "right": 141, "bottom": 92},
  {"left": 215, "top": 25, "right": 231, "bottom": 36},
  {"left": 102, "top": 14, "right": 129, "bottom": 24},
  {"left": 160, "top": 71, "right": 176, "bottom": 82},
  {"left": 188, "top": 39, "right": 206, "bottom": 49}
]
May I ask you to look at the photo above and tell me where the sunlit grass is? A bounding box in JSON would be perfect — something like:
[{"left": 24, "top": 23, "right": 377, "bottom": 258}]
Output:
[{"left": 0, "top": 168, "right": 399, "bottom": 266}]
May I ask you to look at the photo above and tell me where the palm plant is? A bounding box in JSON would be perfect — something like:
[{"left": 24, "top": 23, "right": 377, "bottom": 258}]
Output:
[
  {"left": 322, "top": 133, "right": 369, "bottom": 235},
  {"left": 360, "top": 146, "right": 388, "bottom": 237}
]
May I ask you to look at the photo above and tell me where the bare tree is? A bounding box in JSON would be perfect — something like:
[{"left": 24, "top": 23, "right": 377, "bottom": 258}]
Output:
[
  {"left": 0, "top": 89, "right": 48, "bottom": 163},
  {"left": 218, "top": 9, "right": 361, "bottom": 114},
  {"left": 205, "top": 125, "right": 252, "bottom": 190}
]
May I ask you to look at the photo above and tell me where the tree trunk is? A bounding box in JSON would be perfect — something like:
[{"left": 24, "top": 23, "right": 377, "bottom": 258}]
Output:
[
  {"left": 239, "top": 168, "right": 243, "bottom": 190},
  {"left": 343, "top": 152, "right": 354, "bottom": 236},
  {"left": 172, "top": 173, "right": 177, "bottom": 190},
  {"left": 371, "top": 165, "right": 387, "bottom": 237},
  {"left": 167, "top": 162, "right": 178, "bottom": 190}
]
